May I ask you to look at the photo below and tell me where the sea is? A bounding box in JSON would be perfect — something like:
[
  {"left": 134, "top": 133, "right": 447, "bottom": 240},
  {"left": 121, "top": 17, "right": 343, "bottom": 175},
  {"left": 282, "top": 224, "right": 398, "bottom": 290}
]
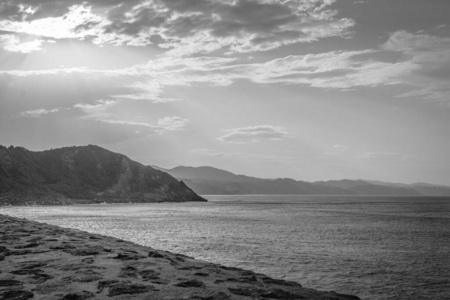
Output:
[{"left": 1, "top": 195, "right": 449, "bottom": 300}]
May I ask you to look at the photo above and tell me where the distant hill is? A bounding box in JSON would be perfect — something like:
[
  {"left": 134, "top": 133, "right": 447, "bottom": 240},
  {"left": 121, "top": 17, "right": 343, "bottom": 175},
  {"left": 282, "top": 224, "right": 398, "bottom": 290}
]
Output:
[
  {"left": 365, "top": 180, "right": 450, "bottom": 197},
  {"left": 313, "top": 180, "right": 422, "bottom": 196},
  {"left": 161, "top": 166, "right": 450, "bottom": 196},
  {"left": 160, "top": 166, "right": 350, "bottom": 195},
  {"left": 0, "top": 145, "right": 206, "bottom": 205}
]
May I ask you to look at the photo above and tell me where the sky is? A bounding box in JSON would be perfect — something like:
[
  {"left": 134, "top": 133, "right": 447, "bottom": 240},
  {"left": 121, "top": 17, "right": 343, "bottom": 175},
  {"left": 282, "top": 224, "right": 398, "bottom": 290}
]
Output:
[{"left": 0, "top": 0, "right": 449, "bottom": 185}]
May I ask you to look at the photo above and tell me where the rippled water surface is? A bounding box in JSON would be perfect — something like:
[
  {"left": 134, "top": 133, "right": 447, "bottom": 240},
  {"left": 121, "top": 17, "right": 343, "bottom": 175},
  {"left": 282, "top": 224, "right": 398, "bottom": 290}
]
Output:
[{"left": 2, "top": 196, "right": 450, "bottom": 299}]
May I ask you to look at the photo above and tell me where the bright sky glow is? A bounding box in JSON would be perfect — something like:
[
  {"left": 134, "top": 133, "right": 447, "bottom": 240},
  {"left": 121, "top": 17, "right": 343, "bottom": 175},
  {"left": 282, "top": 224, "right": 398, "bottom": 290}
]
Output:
[{"left": 1, "top": 0, "right": 449, "bottom": 185}]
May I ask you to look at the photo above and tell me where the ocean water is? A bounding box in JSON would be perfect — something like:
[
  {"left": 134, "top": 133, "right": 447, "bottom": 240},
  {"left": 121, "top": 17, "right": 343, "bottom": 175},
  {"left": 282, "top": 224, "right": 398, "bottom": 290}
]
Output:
[{"left": 1, "top": 195, "right": 449, "bottom": 300}]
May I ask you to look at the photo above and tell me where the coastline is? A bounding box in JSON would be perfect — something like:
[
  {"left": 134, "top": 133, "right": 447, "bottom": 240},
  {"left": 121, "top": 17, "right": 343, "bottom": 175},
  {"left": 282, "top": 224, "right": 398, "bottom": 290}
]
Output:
[{"left": 0, "top": 214, "right": 360, "bottom": 299}]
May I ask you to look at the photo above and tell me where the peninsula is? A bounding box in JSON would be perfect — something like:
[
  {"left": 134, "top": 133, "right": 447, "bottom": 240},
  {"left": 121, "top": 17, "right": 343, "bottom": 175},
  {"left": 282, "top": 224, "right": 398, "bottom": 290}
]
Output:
[{"left": 0, "top": 145, "right": 205, "bottom": 206}]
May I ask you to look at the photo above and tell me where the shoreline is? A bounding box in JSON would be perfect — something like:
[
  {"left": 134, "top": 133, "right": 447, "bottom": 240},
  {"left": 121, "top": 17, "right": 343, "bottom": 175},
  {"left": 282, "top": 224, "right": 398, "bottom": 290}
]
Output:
[{"left": 0, "top": 213, "right": 360, "bottom": 299}]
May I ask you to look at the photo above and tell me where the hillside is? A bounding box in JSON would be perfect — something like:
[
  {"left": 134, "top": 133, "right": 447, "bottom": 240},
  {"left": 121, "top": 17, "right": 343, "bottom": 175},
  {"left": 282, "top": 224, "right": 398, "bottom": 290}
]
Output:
[
  {"left": 0, "top": 145, "right": 206, "bottom": 205},
  {"left": 161, "top": 166, "right": 450, "bottom": 196}
]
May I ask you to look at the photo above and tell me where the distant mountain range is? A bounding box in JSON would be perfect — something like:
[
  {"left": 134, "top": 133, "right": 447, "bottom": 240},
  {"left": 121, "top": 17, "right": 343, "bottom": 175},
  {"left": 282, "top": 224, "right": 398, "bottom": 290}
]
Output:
[
  {"left": 158, "top": 166, "right": 450, "bottom": 196},
  {"left": 0, "top": 145, "right": 205, "bottom": 206},
  {"left": 1, "top": 144, "right": 447, "bottom": 206}
]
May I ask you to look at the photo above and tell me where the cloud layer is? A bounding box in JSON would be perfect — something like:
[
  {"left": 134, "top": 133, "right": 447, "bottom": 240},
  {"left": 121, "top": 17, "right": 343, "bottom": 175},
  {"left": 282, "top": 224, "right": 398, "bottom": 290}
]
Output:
[
  {"left": 0, "top": 0, "right": 354, "bottom": 55},
  {"left": 3, "top": 30, "right": 450, "bottom": 110},
  {"left": 2, "top": 0, "right": 448, "bottom": 104},
  {"left": 218, "top": 125, "right": 289, "bottom": 143}
]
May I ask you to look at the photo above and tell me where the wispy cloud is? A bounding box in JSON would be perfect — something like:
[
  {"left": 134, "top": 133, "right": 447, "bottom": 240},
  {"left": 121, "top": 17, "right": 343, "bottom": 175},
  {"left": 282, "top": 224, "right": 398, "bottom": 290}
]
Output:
[
  {"left": 94, "top": 116, "right": 188, "bottom": 136},
  {"left": 2, "top": 26, "right": 449, "bottom": 108},
  {"left": 217, "top": 125, "right": 289, "bottom": 144},
  {"left": 382, "top": 30, "right": 450, "bottom": 103},
  {"left": 0, "top": 67, "right": 100, "bottom": 76},
  {"left": 192, "top": 49, "right": 416, "bottom": 88},
  {"left": 156, "top": 116, "right": 189, "bottom": 132},
  {"left": 73, "top": 99, "right": 117, "bottom": 119},
  {"left": 19, "top": 97, "right": 188, "bottom": 139},
  {"left": 112, "top": 82, "right": 181, "bottom": 103},
  {"left": 74, "top": 100, "right": 116, "bottom": 110},
  {"left": 1, "top": 34, "right": 446, "bottom": 106},
  {"left": 21, "top": 108, "right": 59, "bottom": 117}
]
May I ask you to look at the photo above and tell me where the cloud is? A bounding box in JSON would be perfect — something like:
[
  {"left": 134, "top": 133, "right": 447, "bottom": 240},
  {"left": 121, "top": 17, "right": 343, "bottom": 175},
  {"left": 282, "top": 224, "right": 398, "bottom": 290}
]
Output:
[
  {"left": 121, "top": 116, "right": 187, "bottom": 137},
  {"left": 157, "top": 116, "right": 189, "bottom": 131},
  {"left": 156, "top": 0, "right": 355, "bottom": 55},
  {"left": 96, "top": 119, "right": 160, "bottom": 137},
  {"left": 217, "top": 125, "right": 289, "bottom": 144},
  {"left": 0, "top": 4, "right": 107, "bottom": 40},
  {"left": 0, "top": 67, "right": 104, "bottom": 76},
  {"left": 381, "top": 30, "right": 450, "bottom": 103},
  {"left": 0, "top": 34, "right": 43, "bottom": 53},
  {"left": 0, "top": 55, "right": 237, "bottom": 104},
  {"left": 21, "top": 108, "right": 59, "bottom": 117},
  {"left": 210, "top": 50, "right": 416, "bottom": 88},
  {"left": 111, "top": 48, "right": 417, "bottom": 95},
  {"left": 0, "top": 0, "right": 354, "bottom": 55},
  {"left": 124, "top": 32, "right": 448, "bottom": 104},
  {"left": 73, "top": 99, "right": 117, "bottom": 119},
  {"left": 74, "top": 99, "right": 116, "bottom": 110},
  {"left": 124, "top": 49, "right": 415, "bottom": 91},
  {"left": 0, "top": 72, "right": 138, "bottom": 118},
  {"left": 99, "top": 116, "right": 188, "bottom": 135},
  {"left": 112, "top": 82, "right": 180, "bottom": 103},
  {"left": 0, "top": 115, "right": 171, "bottom": 145},
  {"left": 14, "top": 107, "right": 189, "bottom": 143},
  {"left": 3, "top": 30, "right": 449, "bottom": 106},
  {"left": 72, "top": 99, "right": 188, "bottom": 134},
  {"left": 0, "top": 48, "right": 417, "bottom": 107},
  {"left": 383, "top": 30, "right": 450, "bottom": 53}
]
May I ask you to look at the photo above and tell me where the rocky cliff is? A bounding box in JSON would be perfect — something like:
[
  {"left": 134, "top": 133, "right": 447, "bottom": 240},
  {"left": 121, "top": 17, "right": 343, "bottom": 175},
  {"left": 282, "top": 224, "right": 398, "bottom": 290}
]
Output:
[{"left": 0, "top": 145, "right": 206, "bottom": 205}]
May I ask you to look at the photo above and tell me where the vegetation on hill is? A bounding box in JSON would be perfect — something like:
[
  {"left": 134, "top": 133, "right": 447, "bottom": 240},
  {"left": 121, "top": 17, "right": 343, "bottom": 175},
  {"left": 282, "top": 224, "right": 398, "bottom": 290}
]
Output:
[{"left": 0, "top": 145, "right": 206, "bottom": 205}]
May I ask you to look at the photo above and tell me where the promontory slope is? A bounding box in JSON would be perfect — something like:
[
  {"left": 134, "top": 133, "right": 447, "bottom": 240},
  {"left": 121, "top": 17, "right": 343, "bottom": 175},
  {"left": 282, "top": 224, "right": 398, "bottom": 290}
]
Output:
[{"left": 0, "top": 145, "right": 205, "bottom": 205}]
